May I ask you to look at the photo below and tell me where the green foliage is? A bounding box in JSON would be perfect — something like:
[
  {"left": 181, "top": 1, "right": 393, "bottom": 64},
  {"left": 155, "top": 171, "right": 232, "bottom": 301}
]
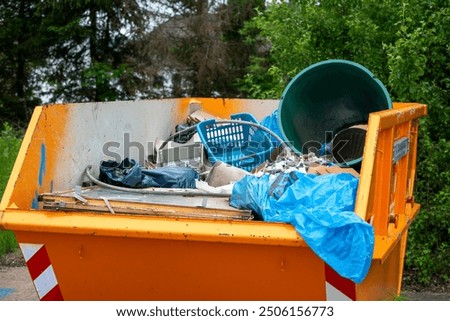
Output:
[
  {"left": 405, "top": 124, "right": 450, "bottom": 284},
  {"left": 0, "top": 1, "right": 151, "bottom": 107},
  {"left": 240, "top": 0, "right": 401, "bottom": 98},
  {"left": 0, "top": 122, "right": 23, "bottom": 256},
  {"left": 243, "top": 0, "right": 450, "bottom": 286},
  {"left": 0, "top": 0, "right": 47, "bottom": 121},
  {"left": 406, "top": 195, "right": 450, "bottom": 285},
  {"left": 0, "top": 230, "right": 18, "bottom": 257},
  {"left": 385, "top": 3, "right": 450, "bottom": 285},
  {"left": 0, "top": 123, "right": 23, "bottom": 194},
  {"left": 81, "top": 62, "right": 131, "bottom": 101}
]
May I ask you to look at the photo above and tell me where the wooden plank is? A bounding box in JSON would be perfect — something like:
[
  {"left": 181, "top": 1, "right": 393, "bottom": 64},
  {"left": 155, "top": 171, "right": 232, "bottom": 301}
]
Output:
[{"left": 40, "top": 187, "right": 253, "bottom": 221}]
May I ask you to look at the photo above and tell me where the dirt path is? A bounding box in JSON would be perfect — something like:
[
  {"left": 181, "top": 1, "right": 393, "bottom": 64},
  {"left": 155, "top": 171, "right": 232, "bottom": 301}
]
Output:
[
  {"left": 0, "top": 250, "right": 39, "bottom": 301},
  {"left": 0, "top": 266, "right": 38, "bottom": 301}
]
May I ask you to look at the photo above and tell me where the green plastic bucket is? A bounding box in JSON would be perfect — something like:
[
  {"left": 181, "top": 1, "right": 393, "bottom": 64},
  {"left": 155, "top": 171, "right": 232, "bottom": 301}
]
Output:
[{"left": 278, "top": 59, "right": 392, "bottom": 167}]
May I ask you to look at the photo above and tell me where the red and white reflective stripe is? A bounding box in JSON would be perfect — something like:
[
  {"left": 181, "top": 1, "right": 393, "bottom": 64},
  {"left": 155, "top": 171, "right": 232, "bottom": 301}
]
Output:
[
  {"left": 19, "top": 243, "right": 64, "bottom": 301},
  {"left": 325, "top": 265, "right": 356, "bottom": 301}
]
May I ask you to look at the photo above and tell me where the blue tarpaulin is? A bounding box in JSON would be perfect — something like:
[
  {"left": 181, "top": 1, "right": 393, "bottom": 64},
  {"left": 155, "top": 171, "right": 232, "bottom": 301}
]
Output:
[
  {"left": 230, "top": 171, "right": 374, "bottom": 283},
  {"left": 261, "top": 109, "right": 284, "bottom": 146}
]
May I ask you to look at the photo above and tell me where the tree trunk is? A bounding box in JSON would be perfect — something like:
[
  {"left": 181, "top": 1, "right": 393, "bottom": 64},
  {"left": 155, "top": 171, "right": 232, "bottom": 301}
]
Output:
[
  {"left": 89, "top": 2, "right": 99, "bottom": 101},
  {"left": 15, "top": 0, "right": 27, "bottom": 118}
]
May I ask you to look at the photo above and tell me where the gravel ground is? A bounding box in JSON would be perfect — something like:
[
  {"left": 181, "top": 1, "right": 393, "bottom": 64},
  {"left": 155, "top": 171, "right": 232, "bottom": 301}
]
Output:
[
  {"left": 1, "top": 250, "right": 448, "bottom": 301},
  {"left": 0, "top": 266, "right": 38, "bottom": 301}
]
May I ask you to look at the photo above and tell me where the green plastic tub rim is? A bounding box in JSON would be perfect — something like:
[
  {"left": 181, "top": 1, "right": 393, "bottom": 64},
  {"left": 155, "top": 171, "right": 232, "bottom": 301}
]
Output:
[{"left": 277, "top": 59, "right": 392, "bottom": 166}]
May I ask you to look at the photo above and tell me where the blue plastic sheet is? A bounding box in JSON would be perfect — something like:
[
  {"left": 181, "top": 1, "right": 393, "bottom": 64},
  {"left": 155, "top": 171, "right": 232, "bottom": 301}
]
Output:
[
  {"left": 261, "top": 109, "right": 284, "bottom": 146},
  {"left": 99, "top": 158, "right": 198, "bottom": 189},
  {"left": 230, "top": 171, "right": 374, "bottom": 283}
]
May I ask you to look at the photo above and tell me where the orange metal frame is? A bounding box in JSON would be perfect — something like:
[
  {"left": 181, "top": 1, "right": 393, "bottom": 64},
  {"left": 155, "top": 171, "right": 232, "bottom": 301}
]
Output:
[
  {"left": 353, "top": 103, "right": 427, "bottom": 299},
  {"left": 355, "top": 103, "right": 427, "bottom": 256}
]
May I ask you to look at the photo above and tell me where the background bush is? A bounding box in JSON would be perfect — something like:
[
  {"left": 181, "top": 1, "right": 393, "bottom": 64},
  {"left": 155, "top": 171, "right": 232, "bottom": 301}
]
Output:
[{"left": 0, "top": 123, "right": 23, "bottom": 257}]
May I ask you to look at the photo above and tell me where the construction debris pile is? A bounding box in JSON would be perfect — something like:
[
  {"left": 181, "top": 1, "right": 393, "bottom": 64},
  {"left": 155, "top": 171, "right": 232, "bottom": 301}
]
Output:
[
  {"left": 93, "top": 107, "right": 360, "bottom": 199},
  {"left": 85, "top": 107, "right": 361, "bottom": 210},
  {"left": 39, "top": 105, "right": 362, "bottom": 223}
]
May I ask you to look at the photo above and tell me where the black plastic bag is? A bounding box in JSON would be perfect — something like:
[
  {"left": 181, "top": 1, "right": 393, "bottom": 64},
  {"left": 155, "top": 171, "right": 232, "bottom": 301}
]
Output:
[{"left": 99, "top": 158, "right": 198, "bottom": 189}]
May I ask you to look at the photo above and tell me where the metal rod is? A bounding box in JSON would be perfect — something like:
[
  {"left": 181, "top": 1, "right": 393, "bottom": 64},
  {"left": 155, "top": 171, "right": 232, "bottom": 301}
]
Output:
[{"left": 84, "top": 165, "right": 232, "bottom": 197}]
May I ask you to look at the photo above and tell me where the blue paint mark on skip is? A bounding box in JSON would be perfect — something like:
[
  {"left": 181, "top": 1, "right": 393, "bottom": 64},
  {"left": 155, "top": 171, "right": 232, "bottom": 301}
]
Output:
[
  {"left": 31, "top": 191, "right": 40, "bottom": 209},
  {"left": 38, "top": 143, "right": 46, "bottom": 186},
  {"left": 0, "top": 288, "right": 14, "bottom": 299}
]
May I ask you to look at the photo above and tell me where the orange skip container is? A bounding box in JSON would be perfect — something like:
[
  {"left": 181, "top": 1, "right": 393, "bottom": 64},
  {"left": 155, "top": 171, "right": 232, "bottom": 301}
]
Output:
[{"left": 0, "top": 98, "right": 426, "bottom": 300}]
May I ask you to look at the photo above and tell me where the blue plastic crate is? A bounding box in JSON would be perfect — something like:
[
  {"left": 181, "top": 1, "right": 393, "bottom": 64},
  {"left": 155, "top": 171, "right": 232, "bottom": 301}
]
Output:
[{"left": 196, "top": 113, "right": 274, "bottom": 171}]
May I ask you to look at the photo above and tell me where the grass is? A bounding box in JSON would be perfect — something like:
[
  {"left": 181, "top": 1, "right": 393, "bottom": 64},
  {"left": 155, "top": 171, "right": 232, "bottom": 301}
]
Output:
[
  {"left": 0, "top": 231, "right": 18, "bottom": 257},
  {"left": 0, "top": 122, "right": 23, "bottom": 257}
]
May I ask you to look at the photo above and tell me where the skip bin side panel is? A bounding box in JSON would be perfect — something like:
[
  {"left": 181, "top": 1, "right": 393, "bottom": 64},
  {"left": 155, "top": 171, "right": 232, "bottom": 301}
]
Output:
[
  {"left": 355, "top": 230, "right": 407, "bottom": 300},
  {"left": 1, "top": 210, "right": 307, "bottom": 247},
  {"left": 14, "top": 230, "right": 326, "bottom": 301},
  {"left": 325, "top": 231, "right": 407, "bottom": 301},
  {"left": 48, "top": 99, "right": 192, "bottom": 192},
  {"left": 0, "top": 106, "right": 42, "bottom": 210},
  {"left": 1, "top": 104, "right": 70, "bottom": 211},
  {"left": 179, "top": 98, "right": 278, "bottom": 121}
]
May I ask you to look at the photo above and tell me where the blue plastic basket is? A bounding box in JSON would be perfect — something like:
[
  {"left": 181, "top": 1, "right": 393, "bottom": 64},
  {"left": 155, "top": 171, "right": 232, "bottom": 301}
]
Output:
[{"left": 196, "top": 113, "right": 274, "bottom": 171}]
